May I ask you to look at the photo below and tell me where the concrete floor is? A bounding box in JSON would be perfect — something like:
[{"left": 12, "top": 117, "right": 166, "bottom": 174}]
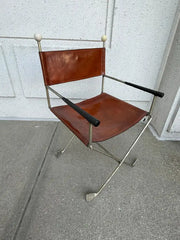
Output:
[{"left": 0, "top": 121, "right": 179, "bottom": 240}]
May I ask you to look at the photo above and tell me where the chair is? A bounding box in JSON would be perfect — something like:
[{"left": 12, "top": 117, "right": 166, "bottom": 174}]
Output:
[{"left": 34, "top": 34, "right": 164, "bottom": 201}]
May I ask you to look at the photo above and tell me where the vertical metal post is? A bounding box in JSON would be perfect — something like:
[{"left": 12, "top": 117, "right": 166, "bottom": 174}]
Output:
[
  {"left": 34, "top": 33, "right": 42, "bottom": 52},
  {"left": 86, "top": 116, "right": 152, "bottom": 201},
  {"left": 34, "top": 34, "right": 51, "bottom": 108},
  {"left": 56, "top": 135, "right": 75, "bottom": 156},
  {"left": 37, "top": 41, "right": 42, "bottom": 52},
  {"left": 149, "top": 96, "right": 156, "bottom": 115},
  {"left": 88, "top": 124, "right": 93, "bottom": 149},
  {"left": 101, "top": 75, "right": 105, "bottom": 93},
  {"left": 45, "top": 86, "right": 51, "bottom": 108},
  {"left": 101, "top": 35, "right": 107, "bottom": 93}
]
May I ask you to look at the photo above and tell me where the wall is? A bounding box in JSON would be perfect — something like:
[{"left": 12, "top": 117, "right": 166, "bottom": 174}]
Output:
[
  {"left": 0, "top": 0, "right": 179, "bottom": 121},
  {"left": 151, "top": 11, "right": 180, "bottom": 140}
]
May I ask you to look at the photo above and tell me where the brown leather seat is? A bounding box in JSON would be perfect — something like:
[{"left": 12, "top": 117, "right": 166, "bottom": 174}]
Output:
[{"left": 51, "top": 92, "right": 147, "bottom": 146}]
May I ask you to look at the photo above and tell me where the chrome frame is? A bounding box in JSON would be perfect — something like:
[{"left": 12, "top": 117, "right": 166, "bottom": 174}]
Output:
[
  {"left": 86, "top": 115, "right": 152, "bottom": 201},
  {"left": 92, "top": 142, "right": 134, "bottom": 166},
  {"left": 56, "top": 114, "right": 152, "bottom": 201},
  {"left": 35, "top": 37, "right": 154, "bottom": 201},
  {"left": 56, "top": 134, "right": 75, "bottom": 157},
  {"left": 88, "top": 124, "right": 93, "bottom": 149},
  {"left": 47, "top": 86, "right": 63, "bottom": 99},
  {"left": 45, "top": 86, "right": 51, "bottom": 108},
  {"left": 37, "top": 42, "right": 42, "bottom": 52},
  {"left": 149, "top": 95, "right": 156, "bottom": 115},
  {"left": 44, "top": 83, "right": 153, "bottom": 201},
  {"left": 104, "top": 74, "right": 157, "bottom": 114},
  {"left": 101, "top": 75, "right": 105, "bottom": 93},
  {"left": 45, "top": 86, "right": 63, "bottom": 109}
]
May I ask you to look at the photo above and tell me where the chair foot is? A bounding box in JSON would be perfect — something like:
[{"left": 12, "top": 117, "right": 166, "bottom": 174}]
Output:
[
  {"left": 85, "top": 117, "right": 152, "bottom": 200},
  {"left": 86, "top": 192, "right": 98, "bottom": 202},
  {"left": 131, "top": 158, "right": 138, "bottom": 167},
  {"left": 56, "top": 135, "right": 75, "bottom": 158},
  {"left": 55, "top": 150, "right": 64, "bottom": 158},
  {"left": 124, "top": 158, "right": 138, "bottom": 167}
]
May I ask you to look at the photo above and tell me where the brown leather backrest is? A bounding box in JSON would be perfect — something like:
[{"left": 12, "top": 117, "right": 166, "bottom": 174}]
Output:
[{"left": 39, "top": 48, "right": 105, "bottom": 86}]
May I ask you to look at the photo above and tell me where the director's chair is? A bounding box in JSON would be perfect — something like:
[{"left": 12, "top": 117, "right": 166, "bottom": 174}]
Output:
[{"left": 34, "top": 34, "right": 164, "bottom": 201}]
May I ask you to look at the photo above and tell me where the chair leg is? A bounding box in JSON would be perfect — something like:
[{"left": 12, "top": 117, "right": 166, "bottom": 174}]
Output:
[
  {"left": 86, "top": 116, "right": 152, "bottom": 201},
  {"left": 93, "top": 142, "right": 137, "bottom": 167},
  {"left": 56, "top": 135, "right": 75, "bottom": 157},
  {"left": 131, "top": 158, "right": 139, "bottom": 167}
]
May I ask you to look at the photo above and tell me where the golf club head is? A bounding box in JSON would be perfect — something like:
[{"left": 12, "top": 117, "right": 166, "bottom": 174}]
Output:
[
  {"left": 55, "top": 150, "right": 64, "bottom": 158},
  {"left": 86, "top": 193, "right": 98, "bottom": 202}
]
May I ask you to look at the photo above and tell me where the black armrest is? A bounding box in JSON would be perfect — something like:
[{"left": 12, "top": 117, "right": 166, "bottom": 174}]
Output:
[
  {"left": 125, "top": 81, "right": 164, "bottom": 98},
  {"left": 104, "top": 75, "right": 164, "bottom": 98},
  {"left": 47, "top": 86, "right": 100, "bottom": 127},
  {"left": 62, "top": 97, "right": 100, "bottom": 127}
]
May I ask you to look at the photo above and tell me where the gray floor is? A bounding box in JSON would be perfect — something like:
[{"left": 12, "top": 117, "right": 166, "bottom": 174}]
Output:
[{"left": 0, "top": 121, "right": 179, "bottom": 240}]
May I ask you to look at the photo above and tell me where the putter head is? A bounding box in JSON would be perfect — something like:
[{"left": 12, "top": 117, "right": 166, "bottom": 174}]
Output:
[
  {"left": 55, "top": 150, "right": 63, "bottom": 158},
  {"left": 86, "top": 193, "right": 98, "bottom": 202}
]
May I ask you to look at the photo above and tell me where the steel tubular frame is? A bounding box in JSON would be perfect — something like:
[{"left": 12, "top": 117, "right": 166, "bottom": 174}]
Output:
[
  {"left": 56, "top": 134, "right": 75, "bottom": 157},
  {"left": 92, "top": 142, "right": 135, "bottom": 166},
  {"left": 86, "top": 115, "right": 152, "bottom": 201},
  {"left": 34, "top": 34, "right": 157, "bottom": 202},
  {"left": 56, "top": 114, "right": 152, "bottom": 201},
  {"left": 45, "top": 82, "right": 153, "bottom": 201}
]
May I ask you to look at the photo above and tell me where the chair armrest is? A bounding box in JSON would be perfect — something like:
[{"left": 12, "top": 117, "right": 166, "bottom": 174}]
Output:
[
  {"left": 47, "top": 86, "right": 100, "bottom": 127},
  {"left": 124, "top": 82, "right": 164, "bottom": 98},
  {"left": 104, "top": 75, "right": 164, "bottom": 98},
  {"left": 61, "top": 97, "right": 100, "bottom": 127}
]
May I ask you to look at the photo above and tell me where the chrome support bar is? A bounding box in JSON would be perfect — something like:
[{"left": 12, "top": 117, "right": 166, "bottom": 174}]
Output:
[
  {"left": 104, "top": 75, "right": 125, "bottom": 84},
  {"left": 119, "top": 116, "right": 152, "bottom": 165},
  {"left": 149, "top": 96, "right": 156, "bottom": 115},
  {"left": 45, "top": 86, "right": 51, "bottom": 108},
  {"left": 86, "top": 115, "right": 152, "bottom": 201},
  {"left": 37, "top": 42, "right": 42, "bottom": 52},
  {"left": 101, "top": 75, "right": 105, "bottom": 93},
  {"left": 92, "top": 143, "right": 137, "bottom": 167},
  {"left": 93, "top": 143, "right": 119, "bottom": 162},
  {"left": 47, "top": 86, "right": 63, "bottom": 99},
  {"left": 56, "top": 135, "right": 75, "bottom": 157},
  {"left": 88, "top": 124, "right": 93, "bottom": 149}
]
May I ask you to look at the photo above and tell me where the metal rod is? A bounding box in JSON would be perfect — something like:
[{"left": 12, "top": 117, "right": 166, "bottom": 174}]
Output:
[
  {"left": 37, "top": 42, "right": 42, "bottom": 52},
  {"left": 149, "top": 96, "right": 156, "bottom": 114},
  {"left": 92, "top": 143, "right": 136, "bottom": 166},
  {"left": 86, "top": 116, "right": 152, "bottom": 201},
  {"left": 96, "top": 117, "right": 152, "bottom": 195},
  {"left": 56, "top": 135, "right": 75, "bottom": 156},
  {"left": 92, "top": 147, "right": 118, "bottom": 162},
  {"left": 88, "top": 124, "right": 93, "bottom": 148},
  {"left": 0, "top": 35, "right": 102, "bottom": 42},
  {"left": 101, "top": 75, "right": 105, "bottom": 93},
  {"left": 48, "top": 86, "right": 100, "bottom": 127},
  {"left": 96, "top": 142, "right": 115, "bottom": 158},
  {"left": 47, "top": 86, "right": 63, "bottom": 98},
  {"left": 93, "top": 143, "right": 119, "bottom": 162},
  {"left": 34, "top": 34, "right": 42, "bottom": 52},
  {"left": 105, "top": 75, "right": 164, "bottom": 98},
  {"left": 104, "top": 74, "right": 125, "bottom": 84},
  {"left": 45, "top": 86, "right": 51, "bottom": 108}
]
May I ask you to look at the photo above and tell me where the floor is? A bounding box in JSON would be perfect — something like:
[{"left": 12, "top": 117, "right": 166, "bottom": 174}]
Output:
[{"left": 0, "top": 120, "right": 179, "bottom": 240}]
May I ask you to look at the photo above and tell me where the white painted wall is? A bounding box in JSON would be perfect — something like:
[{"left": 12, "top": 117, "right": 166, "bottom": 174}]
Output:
[{"left": 0, "top": 0, "right": 179, "bottom": 132}]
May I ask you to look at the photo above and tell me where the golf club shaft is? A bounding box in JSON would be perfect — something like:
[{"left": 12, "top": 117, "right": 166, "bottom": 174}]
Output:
[{"left": 95, "top": 116, "right": 152, "bottom": 196}]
